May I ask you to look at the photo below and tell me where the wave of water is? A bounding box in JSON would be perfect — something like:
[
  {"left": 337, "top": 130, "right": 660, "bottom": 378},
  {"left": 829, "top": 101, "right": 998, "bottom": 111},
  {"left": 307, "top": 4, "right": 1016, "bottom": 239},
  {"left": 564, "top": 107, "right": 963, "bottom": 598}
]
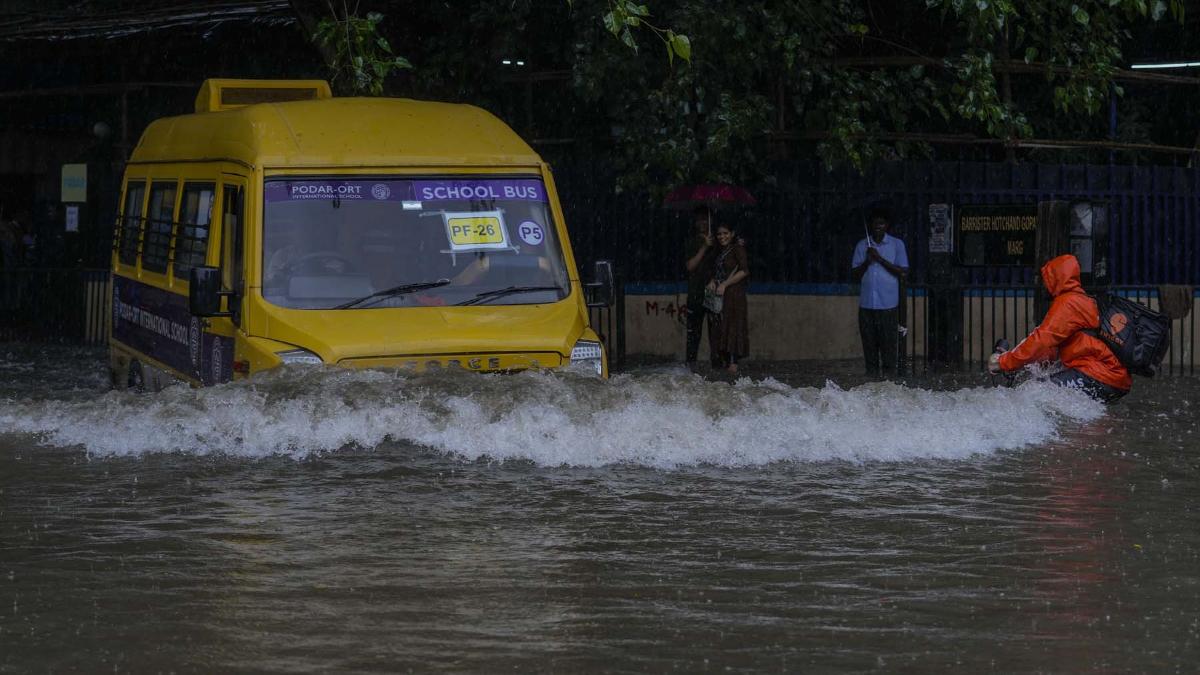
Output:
[{"left": 0, "top": 366, "right": 1104, "bottom": 467}]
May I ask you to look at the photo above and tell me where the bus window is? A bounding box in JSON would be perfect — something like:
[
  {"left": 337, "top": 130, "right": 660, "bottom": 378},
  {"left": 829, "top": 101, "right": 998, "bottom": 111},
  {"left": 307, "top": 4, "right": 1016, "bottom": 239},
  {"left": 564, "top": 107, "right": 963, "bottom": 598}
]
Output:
[
  {"left": 173, "top": 182, "right": 215, "bottom": 278},
  {"left": 141, "top": 181, "right": 178, "bottom": 273},
  {"left": 117, "top": 181, "right": 146, "bottom": 266}
]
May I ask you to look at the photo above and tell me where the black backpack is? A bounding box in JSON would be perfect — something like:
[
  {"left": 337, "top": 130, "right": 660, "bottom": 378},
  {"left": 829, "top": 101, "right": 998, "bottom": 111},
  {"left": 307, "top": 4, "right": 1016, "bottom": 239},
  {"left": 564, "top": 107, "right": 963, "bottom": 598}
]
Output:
[{"left": 1086, "top": 293, "right": 1172, "bottom": 377}]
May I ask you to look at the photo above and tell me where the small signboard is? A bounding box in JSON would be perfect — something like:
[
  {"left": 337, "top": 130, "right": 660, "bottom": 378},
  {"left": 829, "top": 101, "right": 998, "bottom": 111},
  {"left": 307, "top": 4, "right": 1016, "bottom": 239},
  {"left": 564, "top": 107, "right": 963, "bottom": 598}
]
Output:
[
  {"left": 65, "top": 205, "right": 79, "bottom": 232},
  {"left": 955, "top": 204, "right": 1037, "bottom": 266},
  {"left": 61, "top": 164, "right": 87, "bottom": 203},
  {"left": 928, "top": 203, "right": 953, "bottom": 253}
]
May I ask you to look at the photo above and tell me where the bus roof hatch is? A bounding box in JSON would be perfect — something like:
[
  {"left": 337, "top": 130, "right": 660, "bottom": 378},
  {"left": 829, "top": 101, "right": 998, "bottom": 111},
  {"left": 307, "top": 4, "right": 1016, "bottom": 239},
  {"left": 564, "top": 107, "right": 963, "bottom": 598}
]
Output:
[{"left": 194, "top": 79, "right": 333, "bottom": 113}]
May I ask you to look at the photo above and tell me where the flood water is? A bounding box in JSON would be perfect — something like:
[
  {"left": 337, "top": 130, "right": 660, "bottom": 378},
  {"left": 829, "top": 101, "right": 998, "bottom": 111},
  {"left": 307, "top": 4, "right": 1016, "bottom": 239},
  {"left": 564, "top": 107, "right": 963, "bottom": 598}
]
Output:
[{"left": 2, "top": 345, "right": 1198, "bottom": 673}]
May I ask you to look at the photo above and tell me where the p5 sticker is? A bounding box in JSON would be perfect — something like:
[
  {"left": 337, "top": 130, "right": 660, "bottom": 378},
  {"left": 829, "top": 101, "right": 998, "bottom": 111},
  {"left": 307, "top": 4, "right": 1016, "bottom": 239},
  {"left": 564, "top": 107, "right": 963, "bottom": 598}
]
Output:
[{"left": 517, "top": 220, "right": 545, "bottom": 246}]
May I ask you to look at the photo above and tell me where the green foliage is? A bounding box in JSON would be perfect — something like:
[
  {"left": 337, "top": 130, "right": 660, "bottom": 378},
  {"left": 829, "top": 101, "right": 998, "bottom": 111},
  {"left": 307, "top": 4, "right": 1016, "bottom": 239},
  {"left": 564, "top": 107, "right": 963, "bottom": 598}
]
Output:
[
  {"left": 310, "top": 3, "right": 688, "bottom": 98},
  {"left": 300, "top": 1, "right": 1185, "bottom": 195},
  {"left": 575, "top": 1, "right": 940, "bottom": 189},
  {"left": 947, "top": 50, "right": 1031, "bottom": 139},
  {"left": 571, "top": 0, "right": 1183, "bottom": 191},
  {"left": 312, "top": 11, "right": 412, "bottom": 96},
  {"left": 574, "top": 1, "right": 811, "bottom": 193},
  {"left": 928, "top": 0, "right": 1181, "bottom": 121},
  {"left": 600, "top": 1, "right": 692, "bottom": 63}
]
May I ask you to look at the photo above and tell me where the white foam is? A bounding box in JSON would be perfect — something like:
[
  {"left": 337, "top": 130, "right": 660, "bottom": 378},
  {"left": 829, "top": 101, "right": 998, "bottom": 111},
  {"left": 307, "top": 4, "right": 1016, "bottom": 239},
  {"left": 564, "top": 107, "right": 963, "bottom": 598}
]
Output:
[{"left": 0, "top": 367, "right": 1104, "bottom": 467}]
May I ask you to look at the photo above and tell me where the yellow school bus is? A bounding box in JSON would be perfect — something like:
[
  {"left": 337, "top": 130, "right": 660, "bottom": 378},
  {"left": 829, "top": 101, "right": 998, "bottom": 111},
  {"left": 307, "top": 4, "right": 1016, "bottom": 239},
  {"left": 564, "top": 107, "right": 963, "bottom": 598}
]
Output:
[{"left": 109, "top": 79, "right": 612, "bottom": 389}]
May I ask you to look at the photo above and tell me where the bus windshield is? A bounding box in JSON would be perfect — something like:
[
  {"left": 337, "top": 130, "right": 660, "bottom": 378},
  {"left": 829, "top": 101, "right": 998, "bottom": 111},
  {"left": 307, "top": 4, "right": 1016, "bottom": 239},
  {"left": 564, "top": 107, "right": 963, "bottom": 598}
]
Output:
[{"left": 261, "top": 176, "right": 571, "bottom": 309}]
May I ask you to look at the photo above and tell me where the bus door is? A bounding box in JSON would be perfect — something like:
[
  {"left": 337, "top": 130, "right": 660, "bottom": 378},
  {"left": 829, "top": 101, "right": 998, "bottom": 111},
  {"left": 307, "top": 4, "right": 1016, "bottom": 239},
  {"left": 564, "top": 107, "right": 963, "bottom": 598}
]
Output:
[{"left": 199, "top": 175, "right": 246, "bottom": 385}]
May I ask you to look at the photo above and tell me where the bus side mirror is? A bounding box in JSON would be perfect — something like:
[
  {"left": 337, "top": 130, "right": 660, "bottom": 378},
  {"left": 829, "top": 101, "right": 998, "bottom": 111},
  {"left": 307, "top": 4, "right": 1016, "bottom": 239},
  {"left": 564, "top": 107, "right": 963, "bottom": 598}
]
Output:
[
  {"left": 586, "top": 260, "right": 615, "bottom": 308},
  {"left": 189, "top": 266, "right": 231, "bottom": 317}
]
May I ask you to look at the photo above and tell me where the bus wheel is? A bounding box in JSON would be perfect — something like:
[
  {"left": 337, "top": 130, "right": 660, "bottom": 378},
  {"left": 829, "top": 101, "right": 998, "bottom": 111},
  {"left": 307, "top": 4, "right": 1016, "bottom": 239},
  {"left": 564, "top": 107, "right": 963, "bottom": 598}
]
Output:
[{"left": 128, "top": 360, "right": 145, "bottom": 392}]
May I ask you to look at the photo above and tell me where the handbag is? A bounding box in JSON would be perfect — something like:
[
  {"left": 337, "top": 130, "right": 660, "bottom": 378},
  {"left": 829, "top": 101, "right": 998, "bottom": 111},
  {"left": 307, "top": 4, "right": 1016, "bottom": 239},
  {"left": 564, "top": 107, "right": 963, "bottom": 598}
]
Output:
[{"left": 703, "top": 287, "right": 723, "bottom": 314}]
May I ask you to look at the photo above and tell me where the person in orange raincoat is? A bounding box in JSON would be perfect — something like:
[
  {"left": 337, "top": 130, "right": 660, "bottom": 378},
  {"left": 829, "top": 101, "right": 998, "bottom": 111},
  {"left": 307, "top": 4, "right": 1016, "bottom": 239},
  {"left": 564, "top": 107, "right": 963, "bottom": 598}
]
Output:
[{"left": 988, "top": 254, "right": 1131, "bottom": 403}]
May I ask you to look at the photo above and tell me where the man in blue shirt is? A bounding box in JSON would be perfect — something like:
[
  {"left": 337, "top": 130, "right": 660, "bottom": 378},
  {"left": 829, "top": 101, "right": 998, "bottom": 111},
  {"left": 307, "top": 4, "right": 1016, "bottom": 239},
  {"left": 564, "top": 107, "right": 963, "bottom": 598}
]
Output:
[{"left": 850, "top": 207, "right": 909, "bottom": 378}]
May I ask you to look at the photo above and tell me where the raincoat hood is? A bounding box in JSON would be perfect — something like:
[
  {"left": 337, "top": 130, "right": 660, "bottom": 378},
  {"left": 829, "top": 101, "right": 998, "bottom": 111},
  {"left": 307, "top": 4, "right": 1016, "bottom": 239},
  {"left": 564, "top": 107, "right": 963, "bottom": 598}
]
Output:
[{"left": 1041, "top": 254, "right": 1083, "bottom": 297}]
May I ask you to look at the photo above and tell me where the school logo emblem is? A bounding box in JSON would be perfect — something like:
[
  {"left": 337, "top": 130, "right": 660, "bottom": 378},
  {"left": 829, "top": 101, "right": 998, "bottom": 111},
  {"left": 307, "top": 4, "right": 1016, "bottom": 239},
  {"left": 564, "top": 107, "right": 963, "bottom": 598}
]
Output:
[
  {"left": 1109, "top": 312, "right": 1128, "bottom": 336},
  {"left": 371, "top": 183, "right": 391, "bottom": 200},
  {"left": 189, "top": 317, "right": 201, "bottom": 367}
]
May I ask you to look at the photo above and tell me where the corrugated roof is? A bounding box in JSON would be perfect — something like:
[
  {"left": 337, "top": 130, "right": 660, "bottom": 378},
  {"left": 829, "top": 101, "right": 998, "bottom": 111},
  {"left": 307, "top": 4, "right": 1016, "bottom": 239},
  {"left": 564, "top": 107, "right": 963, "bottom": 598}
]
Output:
[{"left": 0, "top": 0, "right": 295, "bottom": 41}]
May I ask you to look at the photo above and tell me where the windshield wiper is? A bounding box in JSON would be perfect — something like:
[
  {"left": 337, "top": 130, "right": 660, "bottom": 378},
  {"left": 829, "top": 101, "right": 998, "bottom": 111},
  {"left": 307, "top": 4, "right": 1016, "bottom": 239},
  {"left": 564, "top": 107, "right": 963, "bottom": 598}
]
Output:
[
  {"left": 335, "top": 279, "right": 451, "bottom": 310},
  {"left": 456, "top": 285, "right": 563, "bottom": 306}
]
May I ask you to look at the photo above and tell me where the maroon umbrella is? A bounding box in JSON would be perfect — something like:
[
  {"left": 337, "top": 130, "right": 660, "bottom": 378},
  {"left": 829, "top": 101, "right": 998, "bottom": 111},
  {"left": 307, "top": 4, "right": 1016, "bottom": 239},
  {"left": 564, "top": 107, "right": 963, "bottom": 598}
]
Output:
[{"left": 663, "top": 183, "right": 757, "bottom": 210}]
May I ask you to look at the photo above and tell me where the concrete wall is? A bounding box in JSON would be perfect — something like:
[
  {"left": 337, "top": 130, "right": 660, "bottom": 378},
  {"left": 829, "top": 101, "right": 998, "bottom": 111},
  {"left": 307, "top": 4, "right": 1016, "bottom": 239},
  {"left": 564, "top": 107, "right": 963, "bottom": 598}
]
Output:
[{"left": 625, "top": 291, "right": 873, "bottom": 361}]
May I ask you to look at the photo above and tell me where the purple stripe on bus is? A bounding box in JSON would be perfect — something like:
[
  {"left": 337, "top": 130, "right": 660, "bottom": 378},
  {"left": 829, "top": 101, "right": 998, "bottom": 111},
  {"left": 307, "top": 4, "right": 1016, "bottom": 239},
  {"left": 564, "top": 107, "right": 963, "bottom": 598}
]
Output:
[{"left": 263, "top": 179, "right": 547, "bottom": 203}]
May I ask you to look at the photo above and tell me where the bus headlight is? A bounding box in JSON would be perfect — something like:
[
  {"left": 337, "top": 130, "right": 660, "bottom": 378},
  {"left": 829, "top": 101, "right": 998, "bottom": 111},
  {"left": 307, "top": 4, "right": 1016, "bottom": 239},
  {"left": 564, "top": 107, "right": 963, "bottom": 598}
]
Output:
[
  {"left": 569, "top": 340, "right": 604, "bottom": 376},
  {"left": 276, "top": 348, "right": 323, "bottom": 365}
]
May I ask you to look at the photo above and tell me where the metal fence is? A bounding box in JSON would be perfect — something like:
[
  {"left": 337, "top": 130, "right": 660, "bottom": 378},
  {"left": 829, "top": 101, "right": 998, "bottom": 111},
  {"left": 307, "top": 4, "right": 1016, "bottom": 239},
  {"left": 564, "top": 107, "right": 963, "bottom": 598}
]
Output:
[
  {"left": 587, "top": 289, "right": 624, "bottom": 371},
  {"left": 0, "top": 268, "right": 110, "bottom": 344},
  {"left": 550, "top": 159, "right": 1200, "bottom": 289},
  {"left": 903, "top": 285, "right": 1198, "bottom": 376}
]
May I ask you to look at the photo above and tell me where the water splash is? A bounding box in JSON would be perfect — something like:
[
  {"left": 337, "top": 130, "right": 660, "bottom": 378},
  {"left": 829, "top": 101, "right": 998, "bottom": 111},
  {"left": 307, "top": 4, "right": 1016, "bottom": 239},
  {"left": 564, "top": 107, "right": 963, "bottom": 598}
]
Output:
[{"left": 0, "top": 367, "right": 1103, "bottom": 467}]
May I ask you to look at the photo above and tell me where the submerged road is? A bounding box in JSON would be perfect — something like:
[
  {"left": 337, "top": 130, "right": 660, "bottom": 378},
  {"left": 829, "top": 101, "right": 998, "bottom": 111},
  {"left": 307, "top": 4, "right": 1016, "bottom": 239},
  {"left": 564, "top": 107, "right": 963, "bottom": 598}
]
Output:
[{"left": 2, "top": 345, "right": 1198, "bottom": 671}]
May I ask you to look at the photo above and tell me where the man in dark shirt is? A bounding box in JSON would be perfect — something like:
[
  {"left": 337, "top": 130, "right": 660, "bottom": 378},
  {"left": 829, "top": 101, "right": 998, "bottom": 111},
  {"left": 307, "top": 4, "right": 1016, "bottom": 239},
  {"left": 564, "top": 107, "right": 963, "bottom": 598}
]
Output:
[{"left": 684, "top": 206, "right": 713, "bottom": 364}]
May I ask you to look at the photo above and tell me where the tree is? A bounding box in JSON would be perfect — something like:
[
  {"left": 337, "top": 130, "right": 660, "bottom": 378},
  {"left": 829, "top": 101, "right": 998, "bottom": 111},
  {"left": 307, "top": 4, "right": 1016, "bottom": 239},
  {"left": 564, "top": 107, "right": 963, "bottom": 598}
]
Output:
[
  {"left": 922, "top": 0, "right": 1186, "bottom": 143},
  {"left": 290, "top": 1, "right": 1188, "bottom": 194},
  {"left": 571, "top": 0, "right": 1186, "bottom": 192},
  {"left": 293, "top": 0, "right": 690, "bottom": 97},
  {"left": 302, "top": 5, "right": 411, "bottom": 96}
]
